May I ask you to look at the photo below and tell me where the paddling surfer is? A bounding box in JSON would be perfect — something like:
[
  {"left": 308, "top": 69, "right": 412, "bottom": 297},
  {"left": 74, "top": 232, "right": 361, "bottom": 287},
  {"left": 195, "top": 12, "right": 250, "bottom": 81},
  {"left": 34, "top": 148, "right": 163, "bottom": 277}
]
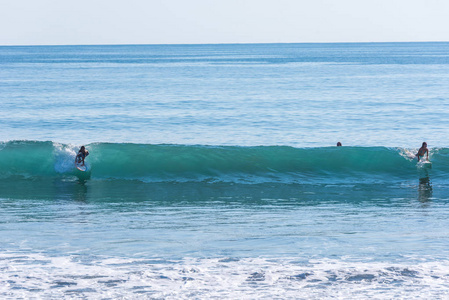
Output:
[{"left": 416, "top": 142, "right": 429, "bottom": 162}]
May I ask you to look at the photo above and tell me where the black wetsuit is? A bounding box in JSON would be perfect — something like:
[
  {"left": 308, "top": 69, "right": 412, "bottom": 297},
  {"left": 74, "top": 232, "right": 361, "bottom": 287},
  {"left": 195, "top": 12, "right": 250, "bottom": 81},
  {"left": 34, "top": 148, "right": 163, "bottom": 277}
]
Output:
[{"left": 76, "top": 150, "right": 88, "bottom": 163}]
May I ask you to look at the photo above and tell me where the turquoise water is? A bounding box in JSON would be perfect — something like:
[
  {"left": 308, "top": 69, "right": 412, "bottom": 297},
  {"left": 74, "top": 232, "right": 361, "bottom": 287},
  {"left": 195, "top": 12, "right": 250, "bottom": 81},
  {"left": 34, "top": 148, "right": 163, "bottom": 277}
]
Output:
[{"left": 1, "top": 43, "right": 449, "bottom": 298}]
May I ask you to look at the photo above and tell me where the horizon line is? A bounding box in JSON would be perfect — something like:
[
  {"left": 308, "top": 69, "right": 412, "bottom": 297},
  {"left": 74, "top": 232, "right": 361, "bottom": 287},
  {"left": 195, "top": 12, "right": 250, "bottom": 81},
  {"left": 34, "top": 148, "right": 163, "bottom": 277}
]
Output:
[{"left": 1, "top": 40, "right": 449, "bottom": 47}]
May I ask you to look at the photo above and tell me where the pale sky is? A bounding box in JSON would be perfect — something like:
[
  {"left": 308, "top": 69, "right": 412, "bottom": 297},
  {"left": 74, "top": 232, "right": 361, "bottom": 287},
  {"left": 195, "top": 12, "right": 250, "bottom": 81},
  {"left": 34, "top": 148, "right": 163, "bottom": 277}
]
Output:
[{"left": 1, "top": 0, "right": 448, "bottom": 45}]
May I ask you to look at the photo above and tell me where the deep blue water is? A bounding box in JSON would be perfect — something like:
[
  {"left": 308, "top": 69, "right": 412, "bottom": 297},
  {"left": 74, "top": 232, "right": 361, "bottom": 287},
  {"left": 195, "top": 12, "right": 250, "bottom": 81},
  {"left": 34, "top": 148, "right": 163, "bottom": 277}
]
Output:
[
  {"left": 1, "top": 43, "right": 449, "bottom": 298},
  {"left": 1, "top": 43, "right": 449, "bottom": 146}
]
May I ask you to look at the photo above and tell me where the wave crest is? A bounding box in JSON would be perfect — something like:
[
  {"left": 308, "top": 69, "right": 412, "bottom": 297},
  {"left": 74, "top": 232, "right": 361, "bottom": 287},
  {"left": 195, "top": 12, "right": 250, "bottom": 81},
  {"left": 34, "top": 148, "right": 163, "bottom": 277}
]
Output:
[{"left": 0, "top": 141, "right": 444, "bottom": 183}]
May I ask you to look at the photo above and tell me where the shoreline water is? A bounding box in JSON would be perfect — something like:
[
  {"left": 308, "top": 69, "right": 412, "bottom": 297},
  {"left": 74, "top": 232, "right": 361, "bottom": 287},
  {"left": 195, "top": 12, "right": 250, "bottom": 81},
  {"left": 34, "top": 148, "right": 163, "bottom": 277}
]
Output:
[{"left": 2, "top": 253, "right": 449, "bottom": 299}]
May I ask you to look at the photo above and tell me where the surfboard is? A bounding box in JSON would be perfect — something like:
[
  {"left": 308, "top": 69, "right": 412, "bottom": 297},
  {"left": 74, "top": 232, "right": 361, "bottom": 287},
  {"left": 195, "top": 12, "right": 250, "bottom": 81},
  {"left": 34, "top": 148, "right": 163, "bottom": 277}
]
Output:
[
  {"left": 75, "top": 159, "right": 87, "bottom": 171},
  {"left": 417, "top": 160, "right": 432, "bottom": 169}
]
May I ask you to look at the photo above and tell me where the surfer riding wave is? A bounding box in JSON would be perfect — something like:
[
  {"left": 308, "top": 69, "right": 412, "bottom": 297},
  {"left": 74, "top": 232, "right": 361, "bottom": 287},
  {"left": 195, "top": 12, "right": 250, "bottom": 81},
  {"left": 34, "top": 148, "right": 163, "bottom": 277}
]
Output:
[
  {"left": 75, "top": 146, "right": 89, "bottom": 166},
  {"left": 416, "top": 142, "right": 429, "bottom": 162}
]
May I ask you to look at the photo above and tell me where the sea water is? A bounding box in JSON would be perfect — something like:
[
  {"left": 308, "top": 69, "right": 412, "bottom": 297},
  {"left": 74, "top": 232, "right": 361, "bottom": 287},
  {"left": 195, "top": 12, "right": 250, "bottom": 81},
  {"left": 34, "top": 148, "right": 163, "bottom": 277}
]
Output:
[{"left": 1, "top": 43, "right": 449, "bottom": 298}]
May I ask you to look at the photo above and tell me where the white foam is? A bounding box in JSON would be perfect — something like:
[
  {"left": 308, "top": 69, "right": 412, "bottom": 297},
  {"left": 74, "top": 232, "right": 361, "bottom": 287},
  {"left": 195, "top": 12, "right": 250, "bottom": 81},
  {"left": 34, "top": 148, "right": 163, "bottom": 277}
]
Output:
[
  {"left": 1, "top": 253, "right": 449, "bottom": 299},
  {"left": 53, "top": 143, "right": 90, "bottom": 173}
]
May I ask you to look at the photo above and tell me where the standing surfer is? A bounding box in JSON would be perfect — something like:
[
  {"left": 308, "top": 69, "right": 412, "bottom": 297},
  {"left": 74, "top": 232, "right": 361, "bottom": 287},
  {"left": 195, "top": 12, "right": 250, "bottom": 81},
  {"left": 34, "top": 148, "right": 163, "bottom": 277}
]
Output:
[
  {"left": 416, "top": 142, "right": 429, "bottom": 162},
  {"left": 76, "top": 146, "right": 89, "bottom": 166}
]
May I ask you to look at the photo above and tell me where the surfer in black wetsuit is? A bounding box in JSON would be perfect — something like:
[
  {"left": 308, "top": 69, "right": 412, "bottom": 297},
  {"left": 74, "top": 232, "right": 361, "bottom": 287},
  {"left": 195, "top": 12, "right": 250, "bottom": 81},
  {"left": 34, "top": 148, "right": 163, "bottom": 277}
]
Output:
[
  {"left": 76, "top": 146, "right": 89, "bottom": 166},
  {"left": 416, "top": 142, "right": 429, "bottom": 162}
]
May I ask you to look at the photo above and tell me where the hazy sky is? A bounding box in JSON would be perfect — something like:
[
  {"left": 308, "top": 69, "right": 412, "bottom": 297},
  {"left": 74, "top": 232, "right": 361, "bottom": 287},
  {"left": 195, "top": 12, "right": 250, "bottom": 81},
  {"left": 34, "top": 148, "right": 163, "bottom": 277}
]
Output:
[{"left": 1, "top": 0, "right": 448, "bottom": 45}]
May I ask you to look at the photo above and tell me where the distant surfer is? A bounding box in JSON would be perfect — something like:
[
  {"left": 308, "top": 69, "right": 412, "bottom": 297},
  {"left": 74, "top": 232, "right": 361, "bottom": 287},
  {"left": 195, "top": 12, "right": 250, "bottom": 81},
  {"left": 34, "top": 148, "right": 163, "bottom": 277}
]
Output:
[
  {"left": 337, "top": 142, "right": 342, "bottom": 146},
  {"left": 416, "top": 142, "right": 429, "bottom": 162},
  {"left": 76, "top": 146, "right": 89, "bottom": 166}
]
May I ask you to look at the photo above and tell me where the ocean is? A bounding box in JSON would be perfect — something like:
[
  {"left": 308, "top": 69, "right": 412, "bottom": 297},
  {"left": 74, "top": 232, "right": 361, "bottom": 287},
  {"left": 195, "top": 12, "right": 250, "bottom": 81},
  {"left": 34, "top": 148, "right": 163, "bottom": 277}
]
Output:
[{"left": 1, "top": 43, "right": 449, "bottom": 298}]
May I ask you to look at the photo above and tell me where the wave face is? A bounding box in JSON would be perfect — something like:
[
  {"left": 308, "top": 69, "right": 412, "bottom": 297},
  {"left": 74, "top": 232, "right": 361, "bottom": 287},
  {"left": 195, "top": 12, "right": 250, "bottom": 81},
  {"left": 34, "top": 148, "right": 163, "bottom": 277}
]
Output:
[{"left": 0, "top": 141, "right": 445, "bottom": 183}]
